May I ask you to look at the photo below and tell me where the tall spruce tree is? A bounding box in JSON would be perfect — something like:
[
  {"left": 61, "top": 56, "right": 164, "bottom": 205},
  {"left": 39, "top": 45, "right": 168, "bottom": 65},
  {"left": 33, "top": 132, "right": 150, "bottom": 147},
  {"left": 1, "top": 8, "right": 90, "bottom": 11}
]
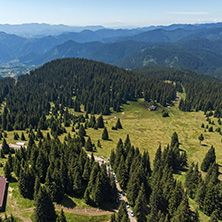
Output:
[
  {"left": 171, "top": 132, "right": 179, "bottom": 148},
  {"left": 134, "top": 183, "right": 147, "bottom": 222},
  {"left": 2, "top": 139, "right": 10, "bottom": 154},
  {"left": 96, "top": 115, "right": 104, "bottom": 128},
  {"left": 85, "top": 137, "right": 93, "bottom": 151},
  {"left": 34, "top": 186, "right": 56, "bottom": 222},
  {"left": 171, "top": 195, "right": 192, "bottom": 222},
  {"left": 4, "top": 161, "right": 12, "bottom": 181},
  {"left": 56, "top": 209, "right": 67, "bottom": 222},
  {"left": 115, "top": 118, "right": 123, "bottom": 129},
  {"left": 116, "top": 201, "right": 130, "bottom": 222},
  {"left": 201, "top": 146, "right": 216, "bottom": 172},
  {"left": 102, "top": 127, "right": 109, "bottom": 140}
]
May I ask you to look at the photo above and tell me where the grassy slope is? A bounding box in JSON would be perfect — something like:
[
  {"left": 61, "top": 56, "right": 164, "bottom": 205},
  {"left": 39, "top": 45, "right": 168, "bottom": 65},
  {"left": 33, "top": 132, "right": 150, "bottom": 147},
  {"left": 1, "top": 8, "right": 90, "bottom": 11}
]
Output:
[{"left": 86, "top": 99, "right": 222, "bottom": 168}]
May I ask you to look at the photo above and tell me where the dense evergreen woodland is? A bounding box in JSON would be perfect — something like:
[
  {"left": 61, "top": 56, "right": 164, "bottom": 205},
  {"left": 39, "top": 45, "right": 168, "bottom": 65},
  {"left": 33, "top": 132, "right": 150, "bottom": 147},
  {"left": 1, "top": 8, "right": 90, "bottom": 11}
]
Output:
[
  {"left": 0, "top": 58, "right": 176, "bottom": 131},
  {"left": 110, "top": 133, "right": 201, "bottom": 222},
  {"left": 110, "top": 133, "right": 222, "bottom": 221},
  {"left": 136, "top": 66, "right": 222, "bottom": 114},
  {"left": 4, "top": 133, "right": 116, "bottom": 221}
]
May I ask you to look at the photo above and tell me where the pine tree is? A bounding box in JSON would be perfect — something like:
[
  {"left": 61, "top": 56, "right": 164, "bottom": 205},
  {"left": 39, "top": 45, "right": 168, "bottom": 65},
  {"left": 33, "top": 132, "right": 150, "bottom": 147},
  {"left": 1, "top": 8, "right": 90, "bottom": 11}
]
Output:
[
  {"left": 91, "top": 172, "right": 103, "bottom": 206},
  {"left": 102, "top": 127, "right": 109, "bottom": 140},
  {"left": 195, "top": 180, "right": 206, "bottom": 210},
  {"left": 116, "top": 201, "right": 130, "bottom": 222},
  {"left": 134, "top": 183, "right": 147, "bottom": 222},
  {"left": 97, "top": 139, "right": 102, "bottom": 148},
  {"left": 18, "top": 168, "right": 29, "bottom": 198},
  {"left": 171, "top": 195, "right": 192, "bottom": 222},
  {"left": 34, "top": 176, "right": 41, "bottom": 204},
  {"left": 21, "top": 132, "right": 26, "bottom": 141},
  {"left": 124, "top": 134, "right": 131, "bottom": 147},
  {"left": 115, "top": 118, "right": 123, "bottom": 129},
  {"left": 171, "top": 132, "right": 179, "bottom": 148},
  {"left": 2, "top": 139, "right": 10, "bottom": 154},
  {"left": 56, "top": 209, "right": 67, "bottom": 222},
  {"left": 201, "top": 146, "right": 216, "bottom": 172},
  {"left": 82, "top": 158, "right": 91, "bottom": 182},
  {"left": 116, "top": 156, "right": 128, "bottom": 189},
  {"left": 109, "top": 149, "right": 116, "bottom": 167},
  {"left": 78, "top": 124, "right": 86, "bottom": 137},
  {"left": 198, "top": 134, "right": 204, "bottom": 144},
  {"left": 84, "top": 187, "right": 90, "bottom": 204},
  {"left": 34, "top": 186, "right": 56, "bottom": 222},
  {"left": 168, "top": 183, "right": 183, "bottom": 217},
  {"left": 0, "top": 149, "right": 5, "bottom": 158},
  {"left": 4, "top": 161, "right": 12, "bottom": 181},
  {"left": 209, "top": 210, "right": 219, "bottom": 222},
  {"left": 203, "top": 184, "right": 215, "bottom": 216},
  {"left": 73, "top": 169, "right": 83, "bottom": 195},
  {"left": 96, "top": 115, "right": 104, "bottom": 128},
  {"left": 110, "top": 214, "right": 116, "bottom": 222},
  {"left": 85, "top": 137, "right": 93, "bottom": 151},
  {"left": 185, "top": 163, "right": 201, "bottom": 199}
]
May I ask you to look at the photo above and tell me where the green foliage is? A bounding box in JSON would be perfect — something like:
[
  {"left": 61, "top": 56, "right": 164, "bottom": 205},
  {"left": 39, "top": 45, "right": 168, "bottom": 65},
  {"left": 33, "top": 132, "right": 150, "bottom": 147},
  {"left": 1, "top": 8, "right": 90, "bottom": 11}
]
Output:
[
  {"left": 185, "top": 163, "right": 202, "bottom": 199},
  {"left": 85, "top": 137, "right": 93, "bottom": 151},
  {"left": 96, "top": 115, "right": 104, "bottom": 128},
  {"left": 34, "top": 186, "right": 56, "bottom": 222},
  {"left": 102, "top": 127, "right": 109, "bottom": 140},
  {"left": 171, "top": 195, "right": 192, "bottom": 222},
  {"left": 116, "top": 201, "right": 130, "bottom": 222},
  {"left": 56, "top": 209, "right": 67, "bottom": 222},
  {"left": 198, "top": 134, "right": 204, "bottom": 144},
  {"left": 171, "top": 132, "right": 179, "bottom": 148},
  {"left": 21, "top": 132, "right": 26, "bottom": 141},
  {"left": 4, "top": 161, "right": 12, "bottom": 181},
  {"left": 115, "top": 118, "right": 123, "bottom": 129},
  {"left": 201, "top": 146, "right": 216, "bottom": 172},
  {"left": 2, "top": 139, "right": 10, "bottom": 154},
  {"left": 134, "top": 183, "right": 147, "bottom": 222}
]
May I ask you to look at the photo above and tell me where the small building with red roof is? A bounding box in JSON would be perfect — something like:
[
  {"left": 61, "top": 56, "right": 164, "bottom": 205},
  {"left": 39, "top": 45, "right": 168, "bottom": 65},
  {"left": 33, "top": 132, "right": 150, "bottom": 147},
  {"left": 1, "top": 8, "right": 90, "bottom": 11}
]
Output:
[{"left": 0, "top": 177, "right": 8, "bottom": 210}]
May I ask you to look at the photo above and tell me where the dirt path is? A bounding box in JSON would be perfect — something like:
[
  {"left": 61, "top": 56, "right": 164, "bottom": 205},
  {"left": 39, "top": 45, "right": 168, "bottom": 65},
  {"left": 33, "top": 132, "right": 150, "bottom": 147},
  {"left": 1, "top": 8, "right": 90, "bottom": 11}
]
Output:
[{"left": 22, "top": 206, "right": 115, "bottom": 216}]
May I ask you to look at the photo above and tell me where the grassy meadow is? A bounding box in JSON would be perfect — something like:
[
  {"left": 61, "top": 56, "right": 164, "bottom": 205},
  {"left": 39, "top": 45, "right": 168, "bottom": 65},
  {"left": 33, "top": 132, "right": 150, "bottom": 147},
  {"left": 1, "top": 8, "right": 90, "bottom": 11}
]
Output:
[{"left": 84, "top": 99, "right": 222, "bottom": 168}]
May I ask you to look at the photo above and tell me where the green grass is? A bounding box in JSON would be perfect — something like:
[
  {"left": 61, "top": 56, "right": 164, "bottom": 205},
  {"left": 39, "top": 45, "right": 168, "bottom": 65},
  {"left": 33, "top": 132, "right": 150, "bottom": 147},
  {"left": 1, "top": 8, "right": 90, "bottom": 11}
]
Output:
[
  {"left": 30, "top": 212, "right": 110, "bottom": 222},
  {"left": 60, "top": 212, "right": 110, "bottom": 222},
  {"left": 84, "top": 99, "right": 222, "bottom": 169}
]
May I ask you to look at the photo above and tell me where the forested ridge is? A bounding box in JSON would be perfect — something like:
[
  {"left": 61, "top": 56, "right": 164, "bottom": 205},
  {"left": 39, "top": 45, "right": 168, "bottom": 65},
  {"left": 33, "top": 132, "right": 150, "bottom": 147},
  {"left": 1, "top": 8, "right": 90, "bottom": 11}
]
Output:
[
  {"left": 0, "top": 58, "right": 176, "bottom": 131},
  {"left": 136, "top": 66, "right": 222, "bottom": 114}
]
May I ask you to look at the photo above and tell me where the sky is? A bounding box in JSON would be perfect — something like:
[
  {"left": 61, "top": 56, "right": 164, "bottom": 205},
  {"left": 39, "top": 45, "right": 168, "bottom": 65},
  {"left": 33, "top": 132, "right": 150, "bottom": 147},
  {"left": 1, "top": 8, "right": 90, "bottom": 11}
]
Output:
[{"left": 0, "top": 0, "right": 221, "bottom": 28}]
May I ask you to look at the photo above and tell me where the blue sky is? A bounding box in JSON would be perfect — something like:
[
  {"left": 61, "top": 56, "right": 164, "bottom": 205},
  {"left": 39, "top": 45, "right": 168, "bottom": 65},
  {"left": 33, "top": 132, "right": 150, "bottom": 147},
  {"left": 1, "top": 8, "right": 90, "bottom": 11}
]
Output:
[{"left": 0, "top": 0, "right": 221, "bottom": 27}]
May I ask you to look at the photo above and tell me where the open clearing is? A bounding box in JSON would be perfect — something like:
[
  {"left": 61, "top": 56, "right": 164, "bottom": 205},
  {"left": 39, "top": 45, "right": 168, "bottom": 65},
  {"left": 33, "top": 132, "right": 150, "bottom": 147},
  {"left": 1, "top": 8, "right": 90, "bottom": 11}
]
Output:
[{"left": 85, "top": 99, "right": 222, "bottom": 168}]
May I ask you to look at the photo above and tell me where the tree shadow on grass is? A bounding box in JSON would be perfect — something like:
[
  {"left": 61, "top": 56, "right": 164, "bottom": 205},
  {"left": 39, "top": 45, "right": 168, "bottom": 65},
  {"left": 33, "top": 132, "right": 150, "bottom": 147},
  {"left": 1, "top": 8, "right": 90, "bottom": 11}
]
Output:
[
  {"left": 201, "top": 144, "right": 208, "bottom": 147},
  {"left": 59, "top": 194, "right": 76, "bottom": 208}
]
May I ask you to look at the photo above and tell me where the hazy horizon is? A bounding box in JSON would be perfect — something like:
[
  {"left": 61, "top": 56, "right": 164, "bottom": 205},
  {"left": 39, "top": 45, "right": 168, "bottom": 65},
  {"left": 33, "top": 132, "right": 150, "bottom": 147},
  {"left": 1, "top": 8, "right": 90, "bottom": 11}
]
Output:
[
  {"left": 0, "top": 21, "right": 221, "bottom": 30},
  {"left": 1, "top": 0, "right": 222, "bottom": 28}
]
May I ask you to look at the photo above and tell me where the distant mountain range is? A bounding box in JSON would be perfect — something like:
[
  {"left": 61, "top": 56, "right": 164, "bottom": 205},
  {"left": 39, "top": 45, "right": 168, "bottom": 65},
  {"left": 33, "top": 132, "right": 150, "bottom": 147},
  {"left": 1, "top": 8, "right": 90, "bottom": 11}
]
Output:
[{"left": 1, "top": 22, "right": 222, "bottom": 77}]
